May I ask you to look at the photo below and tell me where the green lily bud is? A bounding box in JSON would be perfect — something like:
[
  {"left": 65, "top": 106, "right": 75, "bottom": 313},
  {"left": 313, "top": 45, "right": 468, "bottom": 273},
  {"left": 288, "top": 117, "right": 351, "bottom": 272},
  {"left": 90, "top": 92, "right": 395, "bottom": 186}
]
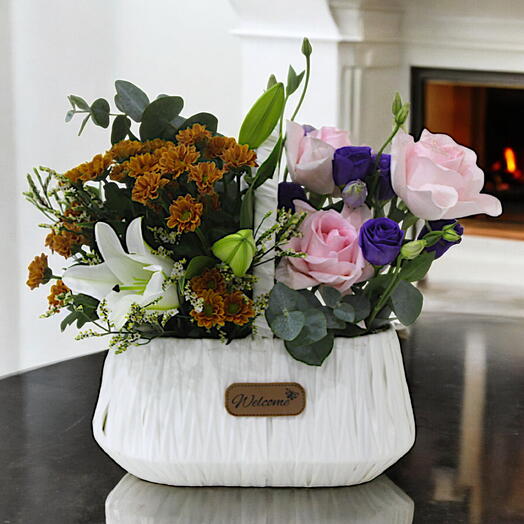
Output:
[
  {"left": 301, "top": 37, "right": 312, "bottom": 57},
  {"left": 442, "top": 229, "right": 461, "bottom": 242},
  {"left": 212, "top": 229, "right": 256, "bottom": 277},
  {"left": 400, "top": 240, "right": 426, "bottom": 260},
  {"left": 392, "top": 92, "right": 402, "bottom": 116}
]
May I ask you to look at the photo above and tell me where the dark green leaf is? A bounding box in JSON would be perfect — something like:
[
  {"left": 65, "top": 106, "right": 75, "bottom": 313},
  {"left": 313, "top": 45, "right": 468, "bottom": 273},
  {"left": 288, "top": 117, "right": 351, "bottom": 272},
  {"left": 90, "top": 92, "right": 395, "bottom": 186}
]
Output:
[
  {"left": 339, "top": 324, "right": 367, "bottom": 337},
  {"left": 178, "top": 112, "right": 218, "bottom": 133},
  {"left": 399, "top": 251, "right": 435, "bottom": 282},
  {"left": 68, "top": 95, "right": 90, "bottom": 111},
  {"left": 238, "top": 82, "right": 285, "bottom": 148},
  {"left": 286, "top": 65, "right": 305, "bottom": 97},
  {"left": 271, "top": 311, "right": 305, "bottom": 341},
  {"left": 402, "top": 213, "right": 419, "bottom": 231},
  {"left": 333, "top": 303, "right": 355, "bottom": 323},
  {"left": 114, "top": 80, "right": 150, "bottom": 122},
  {"left": 252, "top": 137, "right": 282, "bottom": 190},
  {"left": 298, "top": 289, "right": 322, "bottom": 308},
  {"left": 322, "top": 306, "right": 346, "bottom": 329},
  {"left": 239, "top": 187, "right": 254, "bottom": 228},
  {"left": 391, "top": 280, "right": 423, "bottom": 325},
  {"left": 319, "top": 285, "right": 341, "bottom": 308},
  {"left": 342, "top": 294, "right": 371, "bottom": 322},
  {"left": 285, "top": 332, "right": 333, "bottom": 366},
  {"left": 265, "top": 282, "right": 309, "bottom": 324},
  {"left": 90, "top": 98, "right": 110, "bottom": 128},
  {"left": 139, "top": 96, "right": 184, "bottom": 140},
  {"left": 78, "top": 114, "right": 90, "bottom": 136},
  {"left": 65, "top": 110, "right": 74, "bottom": 123},
  {"left": 185, "top": 256, "right": 216, "bottom": 280},
  {"left": 111, "top": 115, "right": 132, "bottom": 144},
  {"left": 60, "top": 311, "right": 77, "bottom": 332},
  {"left": 287, "top": 309, "right": 327, "bottom": 346}
]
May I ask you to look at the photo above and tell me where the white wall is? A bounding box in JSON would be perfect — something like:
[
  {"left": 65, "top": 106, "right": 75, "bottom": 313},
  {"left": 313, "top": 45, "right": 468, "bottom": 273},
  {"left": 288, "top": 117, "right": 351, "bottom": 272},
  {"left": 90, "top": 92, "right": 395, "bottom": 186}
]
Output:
[{"left": 2, "top": 0, "right": 242, "bottom": 376}]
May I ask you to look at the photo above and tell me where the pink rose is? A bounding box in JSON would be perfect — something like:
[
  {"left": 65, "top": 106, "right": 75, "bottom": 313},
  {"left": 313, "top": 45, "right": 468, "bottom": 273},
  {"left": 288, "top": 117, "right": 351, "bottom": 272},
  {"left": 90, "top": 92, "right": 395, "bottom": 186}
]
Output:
[
  {"left": 285, "top": 121, "right": 351, "bottom": 195},
  {"left": 391, "top": 129, "right": 502, "bottom": 220},
  {"left": 276, "top": 201, "right": 373, "bottom": 294}
]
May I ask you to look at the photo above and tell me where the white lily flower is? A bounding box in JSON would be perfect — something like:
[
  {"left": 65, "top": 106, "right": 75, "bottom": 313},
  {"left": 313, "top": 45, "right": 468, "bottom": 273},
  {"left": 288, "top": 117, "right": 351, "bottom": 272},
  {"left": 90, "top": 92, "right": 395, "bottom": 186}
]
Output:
[{"left": 63, "top": 217, "right": 179, "bottom": 329}]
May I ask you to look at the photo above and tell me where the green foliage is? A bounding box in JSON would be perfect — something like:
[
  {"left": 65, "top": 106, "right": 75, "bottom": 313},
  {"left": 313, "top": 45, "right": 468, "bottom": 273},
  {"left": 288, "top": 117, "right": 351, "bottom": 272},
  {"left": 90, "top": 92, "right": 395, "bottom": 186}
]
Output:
[
  {"left": 111, "top": 115, "right": 131, "bottom": 144},
  {"left": 114, "top": 80, "right": 150, "bottom": 122},
  {"left": 399, "top": 251, "right": 435, "bottom": 282},
  {"left": 90, "top": 98, "right": 110, "bottom": 128},
  {"left": 319, "top": 285, "right": 341, "bottom": 308},
  {"left": 271, "top": 311, "right": 305, "bottom": 340},
  {"left": 251, "top": 137, "right": 283, "bottom": 190},
  {"left": 333, "top": 303, "right": 355, "bottom": 323},
  {"left": 139, "top": 96, "right": 184, "bottom": 140},
  {"left": 178, "top": 112, "right": 218, "bottom": 133},
  {"left": 286, "top": 65, "right": 305, "bottom": 97},
  {"left": 61, "top": 294, "right": 99, "bottom": 331},
  {"left": 390, "top": 280, "right": 423, "bottom": 325},
  {"left": 238, "top": 82, "right": 285, "bottom": 148},
  {"left": 342, "top": 294, "right": 371, "bottom": 322},
  {"left": 285, "top": 333, "right": 334, "bottom": 367}
]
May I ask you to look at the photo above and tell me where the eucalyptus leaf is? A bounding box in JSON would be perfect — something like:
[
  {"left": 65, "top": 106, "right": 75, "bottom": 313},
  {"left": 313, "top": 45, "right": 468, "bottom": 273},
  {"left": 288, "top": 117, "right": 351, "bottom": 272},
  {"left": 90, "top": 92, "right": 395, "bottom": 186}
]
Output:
[
  {"left": 68, "top": 95, "right": 90, "bottom": 111},
  {"left": 333, "top": 303, "right": 355, "bottom": 323},
  {"left": 78, "top": 114, "right": 91, "bottom": 136},
  {"left": 90, "top": 98, "right": 110, "bottom": 128},
  {"left": 114, "top": 80, "right": 150, "bottom": 122},
  {"left": 390, "top": 280, "right": 423, "bottom": 325},
  {"left": 111, "top": 115, "right": 131, "bottom": 144},
  {"left": 65, "top": 110, "right": 74, "bottom": 123},
  {"left": 319, "top": 285, "right": 341, "bottom": 308},
  {"left": 342, "top": 294, "right": 371, "bottom": 322},
  {"left": 287, "top": 309, "right": 327, "bottom": 346},
  {"left": 399, "top": 251, "right": 435, "bottom": 282},
  {"left": 238, "top": 82, "right": 285, "bottom": 148},
  {"left": 178, "top": 112, "right": 218, "bottom": 133},
  {"left": 285, "top": 333, "right": 334, "bottom": 366},
  {"left": 139, "top": 96, "right": 184, "bottom": 140},
  {"left": 271, "top": 311, "right": 305, "bottom": 341},
  {"left": 265, "top": 282, "right": 309, "bottom": 324},
  {"left": 322, "top": 306, "right": 346, "bottom": 329}
]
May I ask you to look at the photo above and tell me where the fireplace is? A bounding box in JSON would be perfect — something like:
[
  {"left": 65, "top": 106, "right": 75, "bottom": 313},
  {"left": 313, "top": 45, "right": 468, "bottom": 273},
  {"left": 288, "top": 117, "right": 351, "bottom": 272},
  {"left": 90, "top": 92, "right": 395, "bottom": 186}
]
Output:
[{"left": 411, "top": 68, "right": 524, "bottom": 239}]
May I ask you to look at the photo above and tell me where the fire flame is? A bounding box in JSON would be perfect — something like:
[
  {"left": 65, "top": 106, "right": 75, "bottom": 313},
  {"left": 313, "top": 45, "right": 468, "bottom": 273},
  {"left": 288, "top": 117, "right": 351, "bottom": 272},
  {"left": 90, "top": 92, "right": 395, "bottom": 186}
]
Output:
[{"left": 504, "top": 147, "right": 517, "bottom": 173}]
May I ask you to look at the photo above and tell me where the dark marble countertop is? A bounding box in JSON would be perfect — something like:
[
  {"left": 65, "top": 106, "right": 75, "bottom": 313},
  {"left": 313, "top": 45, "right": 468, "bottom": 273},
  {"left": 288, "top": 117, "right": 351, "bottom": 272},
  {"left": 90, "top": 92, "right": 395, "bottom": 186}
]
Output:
[{"left": 1, "top": 313, "right": 523, "bottom": 523}]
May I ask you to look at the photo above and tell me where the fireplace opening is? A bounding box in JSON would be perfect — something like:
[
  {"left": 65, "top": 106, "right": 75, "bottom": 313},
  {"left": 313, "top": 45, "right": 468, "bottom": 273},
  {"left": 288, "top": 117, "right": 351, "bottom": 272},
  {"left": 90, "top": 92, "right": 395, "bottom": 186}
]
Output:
[{"left": 411, "top": 68, "right": 524, "bottom": 238}]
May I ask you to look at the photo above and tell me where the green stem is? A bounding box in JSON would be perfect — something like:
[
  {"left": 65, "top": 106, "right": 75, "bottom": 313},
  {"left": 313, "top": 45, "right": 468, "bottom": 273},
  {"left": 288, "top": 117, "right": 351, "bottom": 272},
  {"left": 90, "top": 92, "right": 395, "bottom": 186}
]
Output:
[
  {"left": 366, "top": 258, "right": 403, "bottom": 330},
  {"left": 290, "top": 55, "right": 311, "bottom": 122},
  {"left": 195, "top": 228, "right": 211, "bottom": 253}
]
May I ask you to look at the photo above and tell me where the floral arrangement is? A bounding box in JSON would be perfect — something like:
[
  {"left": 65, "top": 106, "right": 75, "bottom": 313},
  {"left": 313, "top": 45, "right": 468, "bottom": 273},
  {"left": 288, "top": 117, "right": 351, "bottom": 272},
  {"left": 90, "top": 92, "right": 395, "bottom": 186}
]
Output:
[{"left": 25, "top": 39, "right": 501, "bottom": 365}]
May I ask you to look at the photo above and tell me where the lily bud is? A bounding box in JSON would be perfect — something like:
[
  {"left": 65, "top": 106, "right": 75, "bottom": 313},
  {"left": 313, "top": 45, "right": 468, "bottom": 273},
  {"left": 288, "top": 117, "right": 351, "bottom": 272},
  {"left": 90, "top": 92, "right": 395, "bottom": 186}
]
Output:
[
  {"left": 400, "top": 240, "right": 426, "bottom": 260},
  {"left": 212, "top": 229, "right": 256, "bottom": 277},
  {"left": 342, "top": 179, "right": 368, "bottom": 208}
]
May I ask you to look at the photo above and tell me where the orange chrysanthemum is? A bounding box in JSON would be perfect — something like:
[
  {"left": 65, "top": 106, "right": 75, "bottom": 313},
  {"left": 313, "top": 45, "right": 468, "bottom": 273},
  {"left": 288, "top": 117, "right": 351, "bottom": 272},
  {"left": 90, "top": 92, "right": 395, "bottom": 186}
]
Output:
[
  {"left": 47, "top": 280, "right": 70, "bottom": 308},
  {"left": 166, "top": 194, "right": 203, "bottom": 233},
  {"left": 64, "top": 154, "right": 112, "bottom": 183},
  {"left": 109, "top": 162, "right": 130, "bottom": 182},
  {"left": 187, "top": 162, "right": 225, "bottom": 193},
  {"left": 131, "top": 171, "right": 169, "bottom": 205},
  {"left": 221, "top": 143, "right": 257, "bottom": 170},
  {"left": 26, "top": 253, "right": 50, "bottom": 289},
  {"left": 223, "top": 291, "right": 255, "bottom": 326},
  {"left": 176, "top": 124, "right": 212, "bottom": 146},
  {"left": 205, "top": 136, "right": 237, "bottom": 158},
  {"left": 190, "top": 268, "right": 226, "bottom": 295},
  {"left": 141, "top": 138, "right": 175, "bottom": 154},
  {"left": 190, "top": 290, "right": 225, "bottom": 329},
  {"left": 127, "top": 153, "right": 162, "bottom": 178},
  {"left": 45, "top": 230, "right": 84, "bottom": 258},
  {"left": 108, "top": 140, "right": 144, "bottom": 162},
  {"left": 159, "top": 144, "right": 200, "bottom": 179}
]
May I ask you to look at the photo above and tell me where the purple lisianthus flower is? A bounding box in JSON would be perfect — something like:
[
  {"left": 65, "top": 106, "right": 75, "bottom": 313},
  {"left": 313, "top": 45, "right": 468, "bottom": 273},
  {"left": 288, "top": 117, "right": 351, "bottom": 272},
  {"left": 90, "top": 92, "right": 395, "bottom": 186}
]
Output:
[
  {"left": 333, "top": 146, "right": 372, "bottom": 187},
  {"left": 278, "top": 182, "right": 308, "bottom": 212},
  {"left": 372, "top": 153, "right": 395, "bottom": 201},
  {"left": 359, "top": 217, "right": 404, "bottom": 266},
  {"left": 418, "top": 219, "right": 464, "bottom": 259},
  {"left": 302, "top": 124, "right": 316, "bottom": 135},
  {"left": 342, "top": 179, "right": 368, "bottom": 208}
]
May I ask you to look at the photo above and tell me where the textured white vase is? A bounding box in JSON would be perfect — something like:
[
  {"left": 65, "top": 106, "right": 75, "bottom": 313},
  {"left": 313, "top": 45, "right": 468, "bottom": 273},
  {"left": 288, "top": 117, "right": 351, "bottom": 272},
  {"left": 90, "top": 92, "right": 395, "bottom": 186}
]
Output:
[
  {"left": 105, "top": 472, "right": 414, "bottom": 523},
  {"left": 92, "top": 326, "right": 415, "bottom": 487}
]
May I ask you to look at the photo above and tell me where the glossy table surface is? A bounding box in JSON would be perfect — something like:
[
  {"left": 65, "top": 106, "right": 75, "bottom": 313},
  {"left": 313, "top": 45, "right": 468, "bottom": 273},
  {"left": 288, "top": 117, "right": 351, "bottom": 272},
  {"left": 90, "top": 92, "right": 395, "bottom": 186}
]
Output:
[{"left": 1, "top": 313, "right": 523, "bottom": 523}]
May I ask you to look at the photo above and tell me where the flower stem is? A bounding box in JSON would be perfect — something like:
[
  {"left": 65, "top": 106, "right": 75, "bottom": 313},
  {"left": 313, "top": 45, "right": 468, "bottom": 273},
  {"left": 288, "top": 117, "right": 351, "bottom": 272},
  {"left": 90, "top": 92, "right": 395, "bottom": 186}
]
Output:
[{"left": 195, "top": 228, "right": 211, "bottom": 254}]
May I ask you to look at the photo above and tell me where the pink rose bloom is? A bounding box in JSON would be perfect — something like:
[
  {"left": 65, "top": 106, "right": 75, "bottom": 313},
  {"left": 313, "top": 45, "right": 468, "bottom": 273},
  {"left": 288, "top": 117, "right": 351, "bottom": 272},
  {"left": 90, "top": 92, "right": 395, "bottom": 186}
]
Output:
[
  {"left": 286, "top": 121, "right": 351, "bottom": 195},
  {"left": 391, "top": 129, "right": 502, "bottom": 220},
  {"left": 276, "top": 201, "right": 373, "bottom": 295}
]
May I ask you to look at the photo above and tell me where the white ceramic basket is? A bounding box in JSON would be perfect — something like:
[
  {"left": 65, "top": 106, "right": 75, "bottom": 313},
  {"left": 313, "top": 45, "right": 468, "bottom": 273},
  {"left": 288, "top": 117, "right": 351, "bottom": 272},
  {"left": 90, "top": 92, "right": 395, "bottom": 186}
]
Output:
[
  {"left": 92, "top": 155, "right": 415, "bottom": 487},
  {"left": 92, "top": 326, "right": 415, "bottom": 487},
  {"left": 105, "top": 472, "right": 415, "bottom": 523}
]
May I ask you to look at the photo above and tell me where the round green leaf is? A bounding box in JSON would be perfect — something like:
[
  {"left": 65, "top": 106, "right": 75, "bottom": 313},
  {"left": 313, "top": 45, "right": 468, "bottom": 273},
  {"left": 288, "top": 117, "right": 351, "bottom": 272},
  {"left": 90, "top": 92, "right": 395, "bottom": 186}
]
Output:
[
  {"left": 285, "top": 333, "right": 334, "bottom": 366},
  {"left": 287, "top": 309, "right": 327, "bottom": 346},
  {"left": 271, "top": 311, "right": 305, "bottom": 341},
  {"left": 342, "top": 294, "right": 371, "bottom": 322},
  {"left": 333, "top": 303, "right": 355, "bottom": 323},
  {"left": 139, "top": 96, "right": 184, "bottom": 140},
  {"left": 178, "top": 112, "right": 218, "bottom": 133},
  {"left": 319, "top": 285, "right": 341, "bottom": 308},
  {"left": 115, "top": 80, "right": 150, "bottom": 122},
  {"left": 91, "top": 98, "right": 110, "bottom": 128},
  {"left": 111, "top": 115, "right": 131, "bottom": 144},
  {"left": 265, "top": 282, "right": 309, "bottom": 324},
  {"left": 391, "top": 280, "right": 423, "bottom": 325}
]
